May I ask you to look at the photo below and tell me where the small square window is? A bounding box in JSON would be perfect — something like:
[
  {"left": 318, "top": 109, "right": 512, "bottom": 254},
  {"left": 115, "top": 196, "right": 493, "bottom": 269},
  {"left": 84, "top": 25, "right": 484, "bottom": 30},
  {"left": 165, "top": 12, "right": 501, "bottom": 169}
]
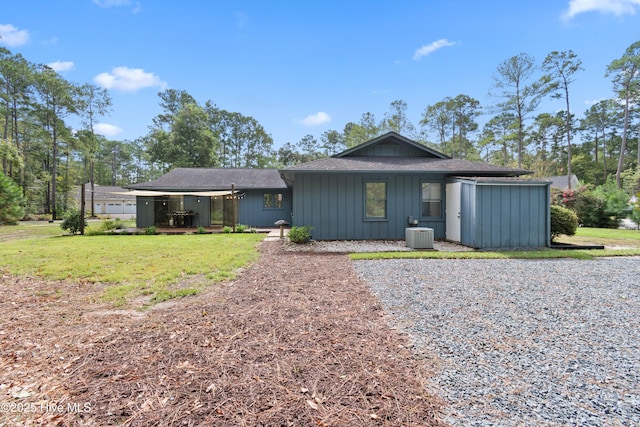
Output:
[{"left": 264, "top": 193, "right": 283, "bottom": 209}]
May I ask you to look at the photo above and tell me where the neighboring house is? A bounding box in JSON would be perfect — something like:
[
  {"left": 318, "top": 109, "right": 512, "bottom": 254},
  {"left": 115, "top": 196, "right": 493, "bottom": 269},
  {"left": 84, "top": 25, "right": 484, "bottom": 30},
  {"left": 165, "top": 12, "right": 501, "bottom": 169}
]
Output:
[
  {"left": 77, "top": 185, "right": 137, "bottom": 218},
  {"left": 128, "top": 132, "right": 551, "bottom": 249},
  {"left": 546, "top": 174, "right": 581, "bottom": 191}
]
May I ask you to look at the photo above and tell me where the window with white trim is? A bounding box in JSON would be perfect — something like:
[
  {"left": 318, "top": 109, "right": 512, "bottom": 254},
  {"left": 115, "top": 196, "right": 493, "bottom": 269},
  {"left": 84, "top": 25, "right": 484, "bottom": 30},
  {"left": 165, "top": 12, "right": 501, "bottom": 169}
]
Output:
[{"left": 421, "top": 182, "right": 442, "bottom": 218}]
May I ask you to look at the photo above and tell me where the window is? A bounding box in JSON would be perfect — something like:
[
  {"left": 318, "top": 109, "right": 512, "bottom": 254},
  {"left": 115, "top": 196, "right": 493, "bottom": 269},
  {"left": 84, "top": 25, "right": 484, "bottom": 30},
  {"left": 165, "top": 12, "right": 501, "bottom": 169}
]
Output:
[
  {"left": 263, "top": 193, "right": 283, "bottom": 209},
  {"left": 421, "top": 182, "right": 442, "bottom": 218},
  {"left": 365, "top": 181, "right": 387, "bottom": 219}
]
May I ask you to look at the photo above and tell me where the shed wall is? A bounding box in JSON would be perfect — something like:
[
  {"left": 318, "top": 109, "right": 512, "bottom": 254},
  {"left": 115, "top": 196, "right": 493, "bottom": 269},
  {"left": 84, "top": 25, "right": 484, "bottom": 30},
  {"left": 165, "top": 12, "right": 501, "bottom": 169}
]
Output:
[{"left": 458, "top": 181, "right": 550, "bottom": 249}]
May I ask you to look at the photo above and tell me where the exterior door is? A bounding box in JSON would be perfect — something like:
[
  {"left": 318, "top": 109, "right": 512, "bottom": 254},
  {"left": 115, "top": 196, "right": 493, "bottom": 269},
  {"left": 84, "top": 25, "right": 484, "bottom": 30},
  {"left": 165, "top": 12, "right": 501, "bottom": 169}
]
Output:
[
  {"left": 446, "top": 182, "right": 461, "bottom": 242},
  {"left": 210, "top": 196, "right": 237, "bottom": 227}
]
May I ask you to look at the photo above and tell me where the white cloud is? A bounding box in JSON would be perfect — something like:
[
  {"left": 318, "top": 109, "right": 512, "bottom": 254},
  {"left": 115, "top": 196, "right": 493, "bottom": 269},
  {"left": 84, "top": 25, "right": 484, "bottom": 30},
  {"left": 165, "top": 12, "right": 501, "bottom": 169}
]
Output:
[
  {"left": 298, "top": 112, "right": 331, "bottom": 126},
  {"left": 94, "top": 123, "right": 123, "bottom": 137},
  {"left": 584, "top": 98, "right": 604, "bottom": 106},
  {"left": 235, "top": 11, "right": 249, "bottom": 29},
  {"left": 93, "top": 0, "right": 130, "bottom": 7},
  {"left": 94, "top": 66, "right": 166, "bottom": 92},
  {"left": 562, "top": 0, "right": 640, "bottom": 19},
  {"left": 0, "top": 24, "right": 30, "bottom": 47},
  {"left": 93, "top": 0, "right": 142, "bottom": 14},
  {"left": 47, "top": 61, "right": 74, "bottom": 72},
  {"left": 413, "top": 39, "right": 456, "bottom": 61}
]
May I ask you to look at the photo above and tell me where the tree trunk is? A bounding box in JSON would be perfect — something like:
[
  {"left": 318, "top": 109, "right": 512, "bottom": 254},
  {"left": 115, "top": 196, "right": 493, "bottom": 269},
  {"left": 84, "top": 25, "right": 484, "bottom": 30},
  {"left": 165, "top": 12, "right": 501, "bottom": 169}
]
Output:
[
  {"left": 51, "top": 127, "right": 58, "bottom": 221},
  {"left": 615, "top": 92, "right": 630, "bottom": 189},
  {"left": 564, "top": 87, "right": 573, "bottom": 190}
]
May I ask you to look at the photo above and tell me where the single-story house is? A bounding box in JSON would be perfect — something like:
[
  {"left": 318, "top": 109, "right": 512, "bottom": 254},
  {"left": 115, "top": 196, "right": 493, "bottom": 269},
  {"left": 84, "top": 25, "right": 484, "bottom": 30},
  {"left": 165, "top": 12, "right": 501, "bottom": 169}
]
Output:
[
  {"left": 546, "top": 174, "right": 581, "bottom": 191},
  {"left": 127, "top": 132, "right": 551, "bottom": 249},
  {"left": 76, "top": 185, "right": 137, "bottom": 218}
]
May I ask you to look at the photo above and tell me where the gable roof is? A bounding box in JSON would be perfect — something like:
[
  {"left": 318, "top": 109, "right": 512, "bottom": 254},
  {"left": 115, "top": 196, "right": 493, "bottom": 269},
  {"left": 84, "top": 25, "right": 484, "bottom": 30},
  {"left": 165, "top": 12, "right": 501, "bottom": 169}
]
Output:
[
  {"left": 127, "top": 168, "right": 288, "bottom": 191},
  {"left": 281, "top": 132, "right": 530, "bottom": 177},
  {"left": 545, "top": 174, "right": 581, "bottom": 191},
  {"left": 336, "top": 131, "right": 449, "bottom": 159}
]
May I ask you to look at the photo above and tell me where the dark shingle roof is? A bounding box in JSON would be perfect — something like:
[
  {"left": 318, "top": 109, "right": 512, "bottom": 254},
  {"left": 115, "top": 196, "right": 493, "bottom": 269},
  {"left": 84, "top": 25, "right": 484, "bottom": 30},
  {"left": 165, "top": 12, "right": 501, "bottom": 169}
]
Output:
[
  {"left": 127, "top": 168, "right": 287, "bottom": 191},
  {"left": 281, "top": 156, "right": 530, "bottom": 176},
  {"left": 545, "top": 175, "right": 581, "bottom": 190}
]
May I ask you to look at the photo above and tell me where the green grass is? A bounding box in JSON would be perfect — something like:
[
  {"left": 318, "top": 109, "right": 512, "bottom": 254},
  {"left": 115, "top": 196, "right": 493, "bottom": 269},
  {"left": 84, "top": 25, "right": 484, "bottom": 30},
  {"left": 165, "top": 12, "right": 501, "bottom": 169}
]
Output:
[
  {"left": 0, "top": 223, "right": 264, "bottom": 305},
  {"left": 350, "top": 247, "right": 640, "bottom": 261},
  {"left": 350, "top": 227, "right": 640, "bottom": 261},
  {"left": 0, "top": 221, "right": 65, "bottom": 241},
  {"left": 555, "top": 226, "right": 640, "bottom": 247}
]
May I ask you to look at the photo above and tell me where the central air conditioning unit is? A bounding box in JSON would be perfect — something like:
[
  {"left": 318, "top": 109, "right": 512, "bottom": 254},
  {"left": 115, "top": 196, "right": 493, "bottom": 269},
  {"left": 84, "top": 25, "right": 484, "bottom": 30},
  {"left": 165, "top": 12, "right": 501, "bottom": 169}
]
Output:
[{"left": 405, "top": 227, "right": 434, "bottom": 249}]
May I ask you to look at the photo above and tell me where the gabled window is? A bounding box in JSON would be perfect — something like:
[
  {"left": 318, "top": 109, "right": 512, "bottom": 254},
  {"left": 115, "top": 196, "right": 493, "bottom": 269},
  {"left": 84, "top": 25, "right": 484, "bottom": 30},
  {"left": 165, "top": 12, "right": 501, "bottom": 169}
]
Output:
[
  {"left": 365, "top": 181, "right": 387, "bottom": 220},
  {"left": 421, "top": 182, "right": 442, "bottom": 218},
  {"left": 263, "top": 193, "right": 283, "bottom": 209}
]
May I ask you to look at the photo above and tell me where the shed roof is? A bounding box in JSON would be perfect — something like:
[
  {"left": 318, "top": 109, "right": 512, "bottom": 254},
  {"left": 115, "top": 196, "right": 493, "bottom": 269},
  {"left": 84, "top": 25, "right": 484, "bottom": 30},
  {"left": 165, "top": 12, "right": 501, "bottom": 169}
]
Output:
[
  {"left": 451, "top": 176, "right": 552, "bottom": 185},
  {"left": 127, "top": 168, "right": 288, "bottom": 191}
]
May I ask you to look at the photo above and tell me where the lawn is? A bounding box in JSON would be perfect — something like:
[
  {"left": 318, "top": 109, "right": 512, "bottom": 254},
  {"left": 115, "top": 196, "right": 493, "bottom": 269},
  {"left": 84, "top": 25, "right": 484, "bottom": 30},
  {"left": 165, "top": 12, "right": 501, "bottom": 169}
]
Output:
[
  {"left": 0, "top": 221, "right": 264, "bottom": 305},
  {"left": 350, "top": 227, "right": 640, "bottom": 261}
]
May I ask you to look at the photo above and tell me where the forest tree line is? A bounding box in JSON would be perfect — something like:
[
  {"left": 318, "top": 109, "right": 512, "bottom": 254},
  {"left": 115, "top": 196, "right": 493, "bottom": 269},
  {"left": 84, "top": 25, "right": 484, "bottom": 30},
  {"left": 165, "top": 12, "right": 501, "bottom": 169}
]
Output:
[{"left": 1, "top": 41, "right": 639, "bottom": 219}]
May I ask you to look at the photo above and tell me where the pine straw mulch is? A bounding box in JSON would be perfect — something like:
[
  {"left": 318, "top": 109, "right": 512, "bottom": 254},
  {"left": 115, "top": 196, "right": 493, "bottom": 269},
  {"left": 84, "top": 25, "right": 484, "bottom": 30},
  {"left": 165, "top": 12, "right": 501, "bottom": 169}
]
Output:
[{"left": 0, "top": 241, "right": 447, "bottom": 426}]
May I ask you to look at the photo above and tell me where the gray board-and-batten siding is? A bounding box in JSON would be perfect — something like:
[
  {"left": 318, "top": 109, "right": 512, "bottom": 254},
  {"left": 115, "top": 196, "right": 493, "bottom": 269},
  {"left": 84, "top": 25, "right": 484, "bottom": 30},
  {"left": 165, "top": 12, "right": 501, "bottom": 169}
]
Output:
[
  {"left": 291, "top": 172, "right": 446, "bottom": 241},
  {"left": 455, "top": 178, "right": 551, "bottom": 249}
]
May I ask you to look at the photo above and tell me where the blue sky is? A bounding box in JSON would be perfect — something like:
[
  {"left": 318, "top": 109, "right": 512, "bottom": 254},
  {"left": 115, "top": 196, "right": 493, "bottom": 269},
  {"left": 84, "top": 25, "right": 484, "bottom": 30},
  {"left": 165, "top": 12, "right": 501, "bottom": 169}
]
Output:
[{"left": 1, "top": 0, "right": 639, "bottom": 149}]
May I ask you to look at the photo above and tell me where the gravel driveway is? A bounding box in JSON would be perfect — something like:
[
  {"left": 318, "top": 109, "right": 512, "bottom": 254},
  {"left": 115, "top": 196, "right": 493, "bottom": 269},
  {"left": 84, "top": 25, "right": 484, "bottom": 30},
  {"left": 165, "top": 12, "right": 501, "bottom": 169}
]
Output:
[{"left": 354, "top": 257, "right": 640, "bottom": 426}]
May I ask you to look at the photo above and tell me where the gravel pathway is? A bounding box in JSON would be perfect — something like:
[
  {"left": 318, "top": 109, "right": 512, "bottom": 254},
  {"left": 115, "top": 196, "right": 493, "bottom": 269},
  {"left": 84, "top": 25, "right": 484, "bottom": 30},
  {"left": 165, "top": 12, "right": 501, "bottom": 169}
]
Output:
[{"left": 354, "top": 257, "right": 640, "bottom": 426}]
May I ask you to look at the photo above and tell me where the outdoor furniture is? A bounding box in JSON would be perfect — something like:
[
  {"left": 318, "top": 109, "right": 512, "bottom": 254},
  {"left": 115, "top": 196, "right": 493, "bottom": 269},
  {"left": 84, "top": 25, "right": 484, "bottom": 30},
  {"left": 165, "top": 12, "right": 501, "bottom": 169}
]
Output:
[{"left": 172, "top": 210, "right": 195, "bottom": 227}]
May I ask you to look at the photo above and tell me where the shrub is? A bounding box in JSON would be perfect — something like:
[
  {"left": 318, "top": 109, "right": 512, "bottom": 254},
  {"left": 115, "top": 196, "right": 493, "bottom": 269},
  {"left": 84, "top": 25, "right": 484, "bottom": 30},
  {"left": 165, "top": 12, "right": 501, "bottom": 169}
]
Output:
[
  {"left": 550, "top": 205, "right": 578, "bottom": 242},
  {"left": 222, "top": 226, "right": 232, "bottom": 233},
  {"left": 60, "top": 208, "right": 87, "bottom": 235},
  {"left": 552, "top": 182, "right": 631, "bottom": 228},
  {"left": 0, "top": 172, "right": 25, "bottom": 225},
  {"left": 100, "top": 219, "right": 117, "bottom": 232},
  {"left": 288, "top": 225, "right": 313, "bottom": 244},
  {"left": 197, "top": 226, "right": 207, "bottom": 234},
  {"left": 144, "top": 226, "right": 157, "bottom": 235},
  {"left": 235, "top": 224, "right": 248, "bottom": 233},
  {"left": 631, "top": 193, "right": 640, "bottom": 229}
]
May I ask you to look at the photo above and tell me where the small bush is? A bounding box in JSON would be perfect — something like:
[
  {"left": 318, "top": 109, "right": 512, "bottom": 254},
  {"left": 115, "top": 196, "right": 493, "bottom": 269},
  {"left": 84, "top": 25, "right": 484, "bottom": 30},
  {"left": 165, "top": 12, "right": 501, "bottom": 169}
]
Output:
[
  {"left": 197, "top": 226, "right": 207, "bottom": 234},
  {"left": 222, "top": 226, "right": 232, "bottom": 233},
  {"left": 102, "top": 219, "right": 115, "bottom": 230},
  {"left": 550, "top": 205, "right": 578, "bottom": 242},
  {"left": 235, "top": 224, "right": 247, "bottom": 233},
  {"left": 288, "top": 225, "right": 313, "bottom": 244},
  {"left": 145, "top": 226, "right": 157, "bottom": 235},
  {"left": 60, "top": 208, "right": 87, "bottom": 235}
]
